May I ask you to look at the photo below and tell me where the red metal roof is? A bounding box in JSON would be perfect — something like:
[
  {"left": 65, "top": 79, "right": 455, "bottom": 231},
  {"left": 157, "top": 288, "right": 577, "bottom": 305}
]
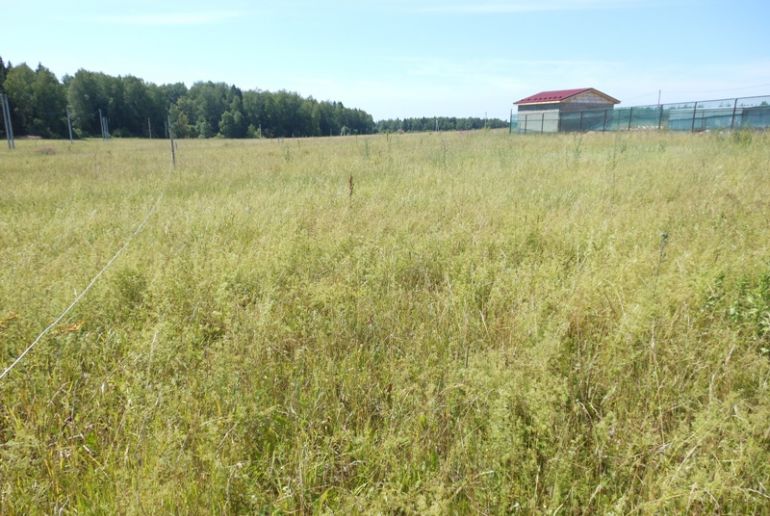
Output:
[{"left": 515, "top": 88, "right": 619, "bottom": 105}]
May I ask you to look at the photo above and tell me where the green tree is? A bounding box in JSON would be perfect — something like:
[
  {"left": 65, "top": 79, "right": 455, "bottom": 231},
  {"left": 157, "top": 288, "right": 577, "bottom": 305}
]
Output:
[
  {"left": 159, "top": 82, "right": 188, "bottom": 105},
  {"left": 0, "top": 56, "right": 8, "bottom": 92},
  {"left": 219, "top": 96, "right": 246, "bottom": 138},
  {"left": 196, "top": 119, "right": 213, "bottom": 138},
  {"left": 2, "top": 63, "right": 68, "bottom": 137},
  {"left": 121, "top": 76, "right": 153, "bottom": 136},
  {"left": 31, "top": 64, "right": 67, "bottom": 137},
  {"left": 168, "top": 104, "right": 191, "bottom": 138},
  {"left": 3, "top": 63, "right": 35, "bottom": 134},
  {"left": 67, "top": 69, "right": 110, "bottom": 136},
  {"left": 186, "top": 81, "right": 232, "bottom": 135}
]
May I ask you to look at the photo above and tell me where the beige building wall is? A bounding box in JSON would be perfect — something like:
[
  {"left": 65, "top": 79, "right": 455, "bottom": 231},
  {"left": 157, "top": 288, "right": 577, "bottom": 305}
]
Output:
[{"left": 518, "top": 110, "right": 560, "bottom": 133}]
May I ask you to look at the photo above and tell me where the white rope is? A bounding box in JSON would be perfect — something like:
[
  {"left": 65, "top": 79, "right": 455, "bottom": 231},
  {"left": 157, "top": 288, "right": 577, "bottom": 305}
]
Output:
[{"left": 0, "top": 191, "right": 165, "bottom": 381}]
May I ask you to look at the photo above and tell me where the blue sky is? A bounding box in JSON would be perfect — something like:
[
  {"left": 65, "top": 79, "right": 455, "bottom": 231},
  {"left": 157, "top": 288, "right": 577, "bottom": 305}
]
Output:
[{"left": 4, "top": 0, "right": 770, "bottom": 120}]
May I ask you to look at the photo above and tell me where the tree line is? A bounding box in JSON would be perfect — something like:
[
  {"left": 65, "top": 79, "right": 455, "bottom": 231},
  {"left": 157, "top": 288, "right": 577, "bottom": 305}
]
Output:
[
  {"left": 376, "top": 116, "right": 508, "bottom": 133},
  {"left": 0, "top": 56, "right": 375, "bottom": 139},
  {"left": 0, "top": 56, "right": 508, "bottom": 140}
]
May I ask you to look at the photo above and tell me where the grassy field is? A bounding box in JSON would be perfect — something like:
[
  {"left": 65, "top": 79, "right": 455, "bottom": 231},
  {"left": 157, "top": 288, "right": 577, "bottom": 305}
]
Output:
[{"left": 1, "top": 130, "right": 769, "bottom": 513}]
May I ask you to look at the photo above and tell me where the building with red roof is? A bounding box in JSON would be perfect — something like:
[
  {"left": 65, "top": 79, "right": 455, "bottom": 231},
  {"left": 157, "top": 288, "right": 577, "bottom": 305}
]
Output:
[{"left": 514, "top": 88, "right": 620, "bottom": 133}]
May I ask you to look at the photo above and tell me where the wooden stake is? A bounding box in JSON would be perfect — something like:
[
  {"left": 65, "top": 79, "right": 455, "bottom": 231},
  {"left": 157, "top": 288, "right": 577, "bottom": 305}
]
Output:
[{"left": 168, "top": 115, "right": 176, "bottom": 167}]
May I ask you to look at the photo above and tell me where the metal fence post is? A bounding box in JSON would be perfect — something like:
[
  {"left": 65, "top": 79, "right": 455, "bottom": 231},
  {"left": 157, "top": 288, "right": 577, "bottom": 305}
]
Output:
[
  {"left": 602, "top": 109, "right": 608, "bottom": 132},
  {"left": 541, "top": 112, "right": 545, "bottom": 134},
  {"left": 627, "top": 107, "right": 633, "bottom": 131},
  {"left": 690, "top": 102, "right": 698, "bottom": 132},
  {"left": 657, "top": 105, "right": 664, "bottom": 130},
  {"left": 730, "top": 98, "right": 738, "bottom": 130},
  {"left": 579, "top": 111, "right": 584, "bottom": 132},
  {"left": 7, "top": 95, "right": 14, "bottom": 149},
  {"left": 168, "top": 115, "right": 176, "bottom": 167}
]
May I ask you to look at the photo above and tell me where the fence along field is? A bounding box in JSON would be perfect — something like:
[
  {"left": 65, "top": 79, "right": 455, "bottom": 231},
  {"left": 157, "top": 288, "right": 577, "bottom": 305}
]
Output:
[
  {"left": 512, "top": 94, "right": 770, "bottom": 133},
  {"left": 1, "top": 130, "right": 769, "bottom": 512}
]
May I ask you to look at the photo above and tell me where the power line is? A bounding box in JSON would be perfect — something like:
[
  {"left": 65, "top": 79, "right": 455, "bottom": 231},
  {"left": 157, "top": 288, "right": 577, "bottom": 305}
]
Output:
[{"left": 0, "top": 191, "right": 165, "bottom": 382}]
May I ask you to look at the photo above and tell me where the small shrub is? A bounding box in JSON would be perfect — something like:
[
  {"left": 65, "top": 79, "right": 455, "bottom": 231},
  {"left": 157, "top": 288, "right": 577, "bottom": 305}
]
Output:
[{"left": 112, "top": 267, "right": 148, "bottom": 310}]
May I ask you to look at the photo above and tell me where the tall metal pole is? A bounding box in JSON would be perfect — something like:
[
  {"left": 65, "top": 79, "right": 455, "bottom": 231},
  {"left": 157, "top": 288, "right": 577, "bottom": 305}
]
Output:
[
  {"left": 730, "top": 98, "right": 739, "bottom": 130},
  {"left": 690, "top": 101, "right": 698, "bottom": 133},
  {"left": 657, "top": 105, "right": 664, "bottom": 131},
  {"left": 1, "top": 94, "right": 11, "bottom": 149},
  {"left": 2, "top": 94, "right": 15, "bottom": 149},
  {"left": 7, "top": 95, "right": 15, "bottom": 149},
  {"left": 66, "top": 108, "right": 74, "bottom": 143},
  {"left": 98, "top": 108, "right": 105, "bottom": 140}
]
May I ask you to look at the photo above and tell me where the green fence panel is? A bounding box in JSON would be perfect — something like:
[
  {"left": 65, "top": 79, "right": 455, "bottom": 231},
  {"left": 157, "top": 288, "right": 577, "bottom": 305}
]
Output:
[{"left": 510, "top": 95, "right": 770, "bottom": 134}]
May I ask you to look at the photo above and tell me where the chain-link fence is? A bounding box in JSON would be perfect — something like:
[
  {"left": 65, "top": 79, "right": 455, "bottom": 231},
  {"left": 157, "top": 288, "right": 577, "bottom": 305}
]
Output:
[{"left": 511, "top": 95, "right": 770, "bottom": 133}]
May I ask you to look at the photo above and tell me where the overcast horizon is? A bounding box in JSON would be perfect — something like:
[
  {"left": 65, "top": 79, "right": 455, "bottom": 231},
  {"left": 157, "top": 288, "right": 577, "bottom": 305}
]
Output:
[{"left": 4, "top": 0, "right": 770, "bottom": 120}]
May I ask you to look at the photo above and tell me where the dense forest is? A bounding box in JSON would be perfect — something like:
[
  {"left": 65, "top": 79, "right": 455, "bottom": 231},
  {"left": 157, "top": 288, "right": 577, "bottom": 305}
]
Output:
[
  {"left": 0, "top": 57, "right": 374, "bottom": 139},
  {"left": 0, "top": 56, "right": 506, "bottom": 139}
]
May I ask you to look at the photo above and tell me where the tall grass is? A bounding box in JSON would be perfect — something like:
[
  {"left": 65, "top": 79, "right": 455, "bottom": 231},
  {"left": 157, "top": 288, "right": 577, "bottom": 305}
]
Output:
[{"left": 1, "top": 131, "right": 769, "bottom": 512}]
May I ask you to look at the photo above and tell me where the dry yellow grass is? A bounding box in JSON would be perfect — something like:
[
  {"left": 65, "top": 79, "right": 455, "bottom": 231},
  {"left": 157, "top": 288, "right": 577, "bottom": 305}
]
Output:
[{"left": 1, "top": 130, "right": 769, "bottom": 512}]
